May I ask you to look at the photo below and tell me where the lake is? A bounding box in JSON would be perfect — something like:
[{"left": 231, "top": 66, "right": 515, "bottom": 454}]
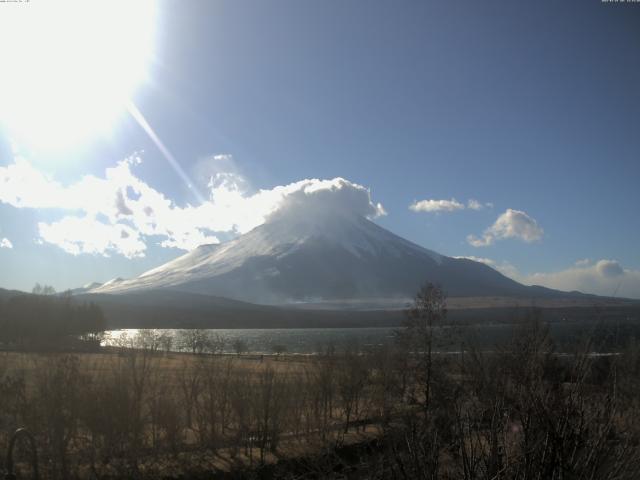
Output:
[
  {"left": 102, "top": 323, "right": 537, "bottom": 354},
  {"left": 105, "top": 327, "right": 400, "bottom": 354},
  {"left": 104, "top": 319, "right": 634, "bottom": 354}
]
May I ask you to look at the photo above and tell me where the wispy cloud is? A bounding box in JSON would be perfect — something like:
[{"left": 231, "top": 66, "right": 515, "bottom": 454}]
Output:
[
  {"left": 0, "top": 238, "right": 12, "bottom": 249},
  {"left": 467, "top": 199, "right": 492, "bottom": 210},
  {"left": 0, "top": 153, "right": 385, "bottom": 257},
  {"left": 467, "top": 208, "right": 543, "bottom": 247},
  {"left": 409, "top": 197, "right": 492, "bottom": 213}
]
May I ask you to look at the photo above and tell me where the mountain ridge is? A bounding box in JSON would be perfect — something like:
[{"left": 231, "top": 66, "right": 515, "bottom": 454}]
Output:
[{"left": 91, "top": 211, "right": 591, "bottom": 304}]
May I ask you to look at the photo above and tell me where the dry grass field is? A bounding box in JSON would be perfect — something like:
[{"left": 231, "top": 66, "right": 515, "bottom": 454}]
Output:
[
  {"left": 2, "top": 312, "right": 640, "bottom": 479},
  {"left": 0, "top": 346, "right": 395, "bottom": 479}
]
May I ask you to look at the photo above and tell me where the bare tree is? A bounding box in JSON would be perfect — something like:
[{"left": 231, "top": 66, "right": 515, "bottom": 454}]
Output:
[
  {"left": 177, "top": 329, "right": 209, "bottom": 354},
  {"left": 336, "top": 347, "right": 368, "bottom": 433},
  {"left": 402, "top": 282, "right": 447, "bottom": 414},
  {"left": 232, "top": 338, "right": 248, "bottom": 357}
]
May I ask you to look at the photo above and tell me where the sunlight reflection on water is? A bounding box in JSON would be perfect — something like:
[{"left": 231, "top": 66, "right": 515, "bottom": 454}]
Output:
[{"left": 104, "top": 327, "right": 398, "bottom": 354}]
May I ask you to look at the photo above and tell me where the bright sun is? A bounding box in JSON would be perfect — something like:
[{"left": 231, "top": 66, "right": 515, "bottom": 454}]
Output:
[{"left": 0, "top": 0, "right": 157, "bottom": 150}]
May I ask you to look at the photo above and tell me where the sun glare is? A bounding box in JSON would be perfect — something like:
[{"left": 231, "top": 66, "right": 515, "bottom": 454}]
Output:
[{"left": 0, "top": 0, "right": 157, "bottom": 151}]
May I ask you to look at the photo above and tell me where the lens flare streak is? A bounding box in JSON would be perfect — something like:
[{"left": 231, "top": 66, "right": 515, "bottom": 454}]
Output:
[{"left": 127, "top": 102, "right": 206, "bottom": 204}]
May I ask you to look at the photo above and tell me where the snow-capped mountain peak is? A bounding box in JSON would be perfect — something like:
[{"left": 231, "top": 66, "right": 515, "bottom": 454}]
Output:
[{"left": 91, "top": 211, "right": 529, "bottom": 303}]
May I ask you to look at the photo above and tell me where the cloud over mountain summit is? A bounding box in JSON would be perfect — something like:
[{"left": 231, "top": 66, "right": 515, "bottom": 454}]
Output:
[{"left": 0, "top": 154, "right": 385, "bottom": 257}]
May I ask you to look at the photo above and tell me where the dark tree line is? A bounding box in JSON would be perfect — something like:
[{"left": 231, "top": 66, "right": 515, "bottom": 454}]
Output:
[{"left": 0, "top": 291, "right": 106, "bottom": 346}]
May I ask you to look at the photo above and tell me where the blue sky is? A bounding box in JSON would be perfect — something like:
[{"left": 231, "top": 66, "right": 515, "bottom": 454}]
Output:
[{"left": 0, "top": 0, "right": 639, "bottom": 297}]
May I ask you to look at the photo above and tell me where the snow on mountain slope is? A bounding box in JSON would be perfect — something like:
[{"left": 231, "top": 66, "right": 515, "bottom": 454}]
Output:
[
  {"left": 68, "top": 281, "right": 103, "bottom": 295},
  {"left": 91, "top": 207, "right": 535, "bottom": 304}
]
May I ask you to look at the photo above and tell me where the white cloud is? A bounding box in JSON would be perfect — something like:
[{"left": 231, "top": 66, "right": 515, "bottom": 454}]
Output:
[
  {"left": 522, "top": 259, "right": 640, "bottom": 299},
  {"left": 410, "top": 197, "right": 492, "bottom": 214},
  {"left": 0, "top": 157, "right": 72, "bottom": 209},
  {"left": 467, "top": 199, "right": 493, "bottom": 211},
  {"left": 269, "top": 177, "right": 386, "bottom": 221},
  {"left": 453, "top": 255, "right": 497, "bottom": 265},
  {"left": 38, "top": 216, "right": 147, "bottom": 258},
  {"left": 596, "top": 259, "right": 624, "bottom": 278},
  {"left": 0, "top": 154, "right": 386, "bottom": 257},
  {"left": 0, "top": 238, "right": 12, "bottom": 249},
  {"left": 208, "top": 153, "right": 233, "bottom": 163},
  {"left": 455, "top": 256, "right": 640, "bottom": 299},
  {"left": 193, "top": 153, "right": 247, "bottom": 191},
  {"left": 466, "top": 236, "right": 487, "bottom": 247},
  {"left": 467, "top": 199, "right": 482, "bottom": 210},
  {"left": 467, "top": 208, "right": 543, "bottom": 247},
  {"left": 410, "top": 198, "right": 465, "bottom": 213}
]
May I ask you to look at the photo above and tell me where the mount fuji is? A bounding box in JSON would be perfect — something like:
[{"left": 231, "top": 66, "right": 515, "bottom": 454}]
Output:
[{"left": 91, "top": 206, "right": 561, "bottom": 305}]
